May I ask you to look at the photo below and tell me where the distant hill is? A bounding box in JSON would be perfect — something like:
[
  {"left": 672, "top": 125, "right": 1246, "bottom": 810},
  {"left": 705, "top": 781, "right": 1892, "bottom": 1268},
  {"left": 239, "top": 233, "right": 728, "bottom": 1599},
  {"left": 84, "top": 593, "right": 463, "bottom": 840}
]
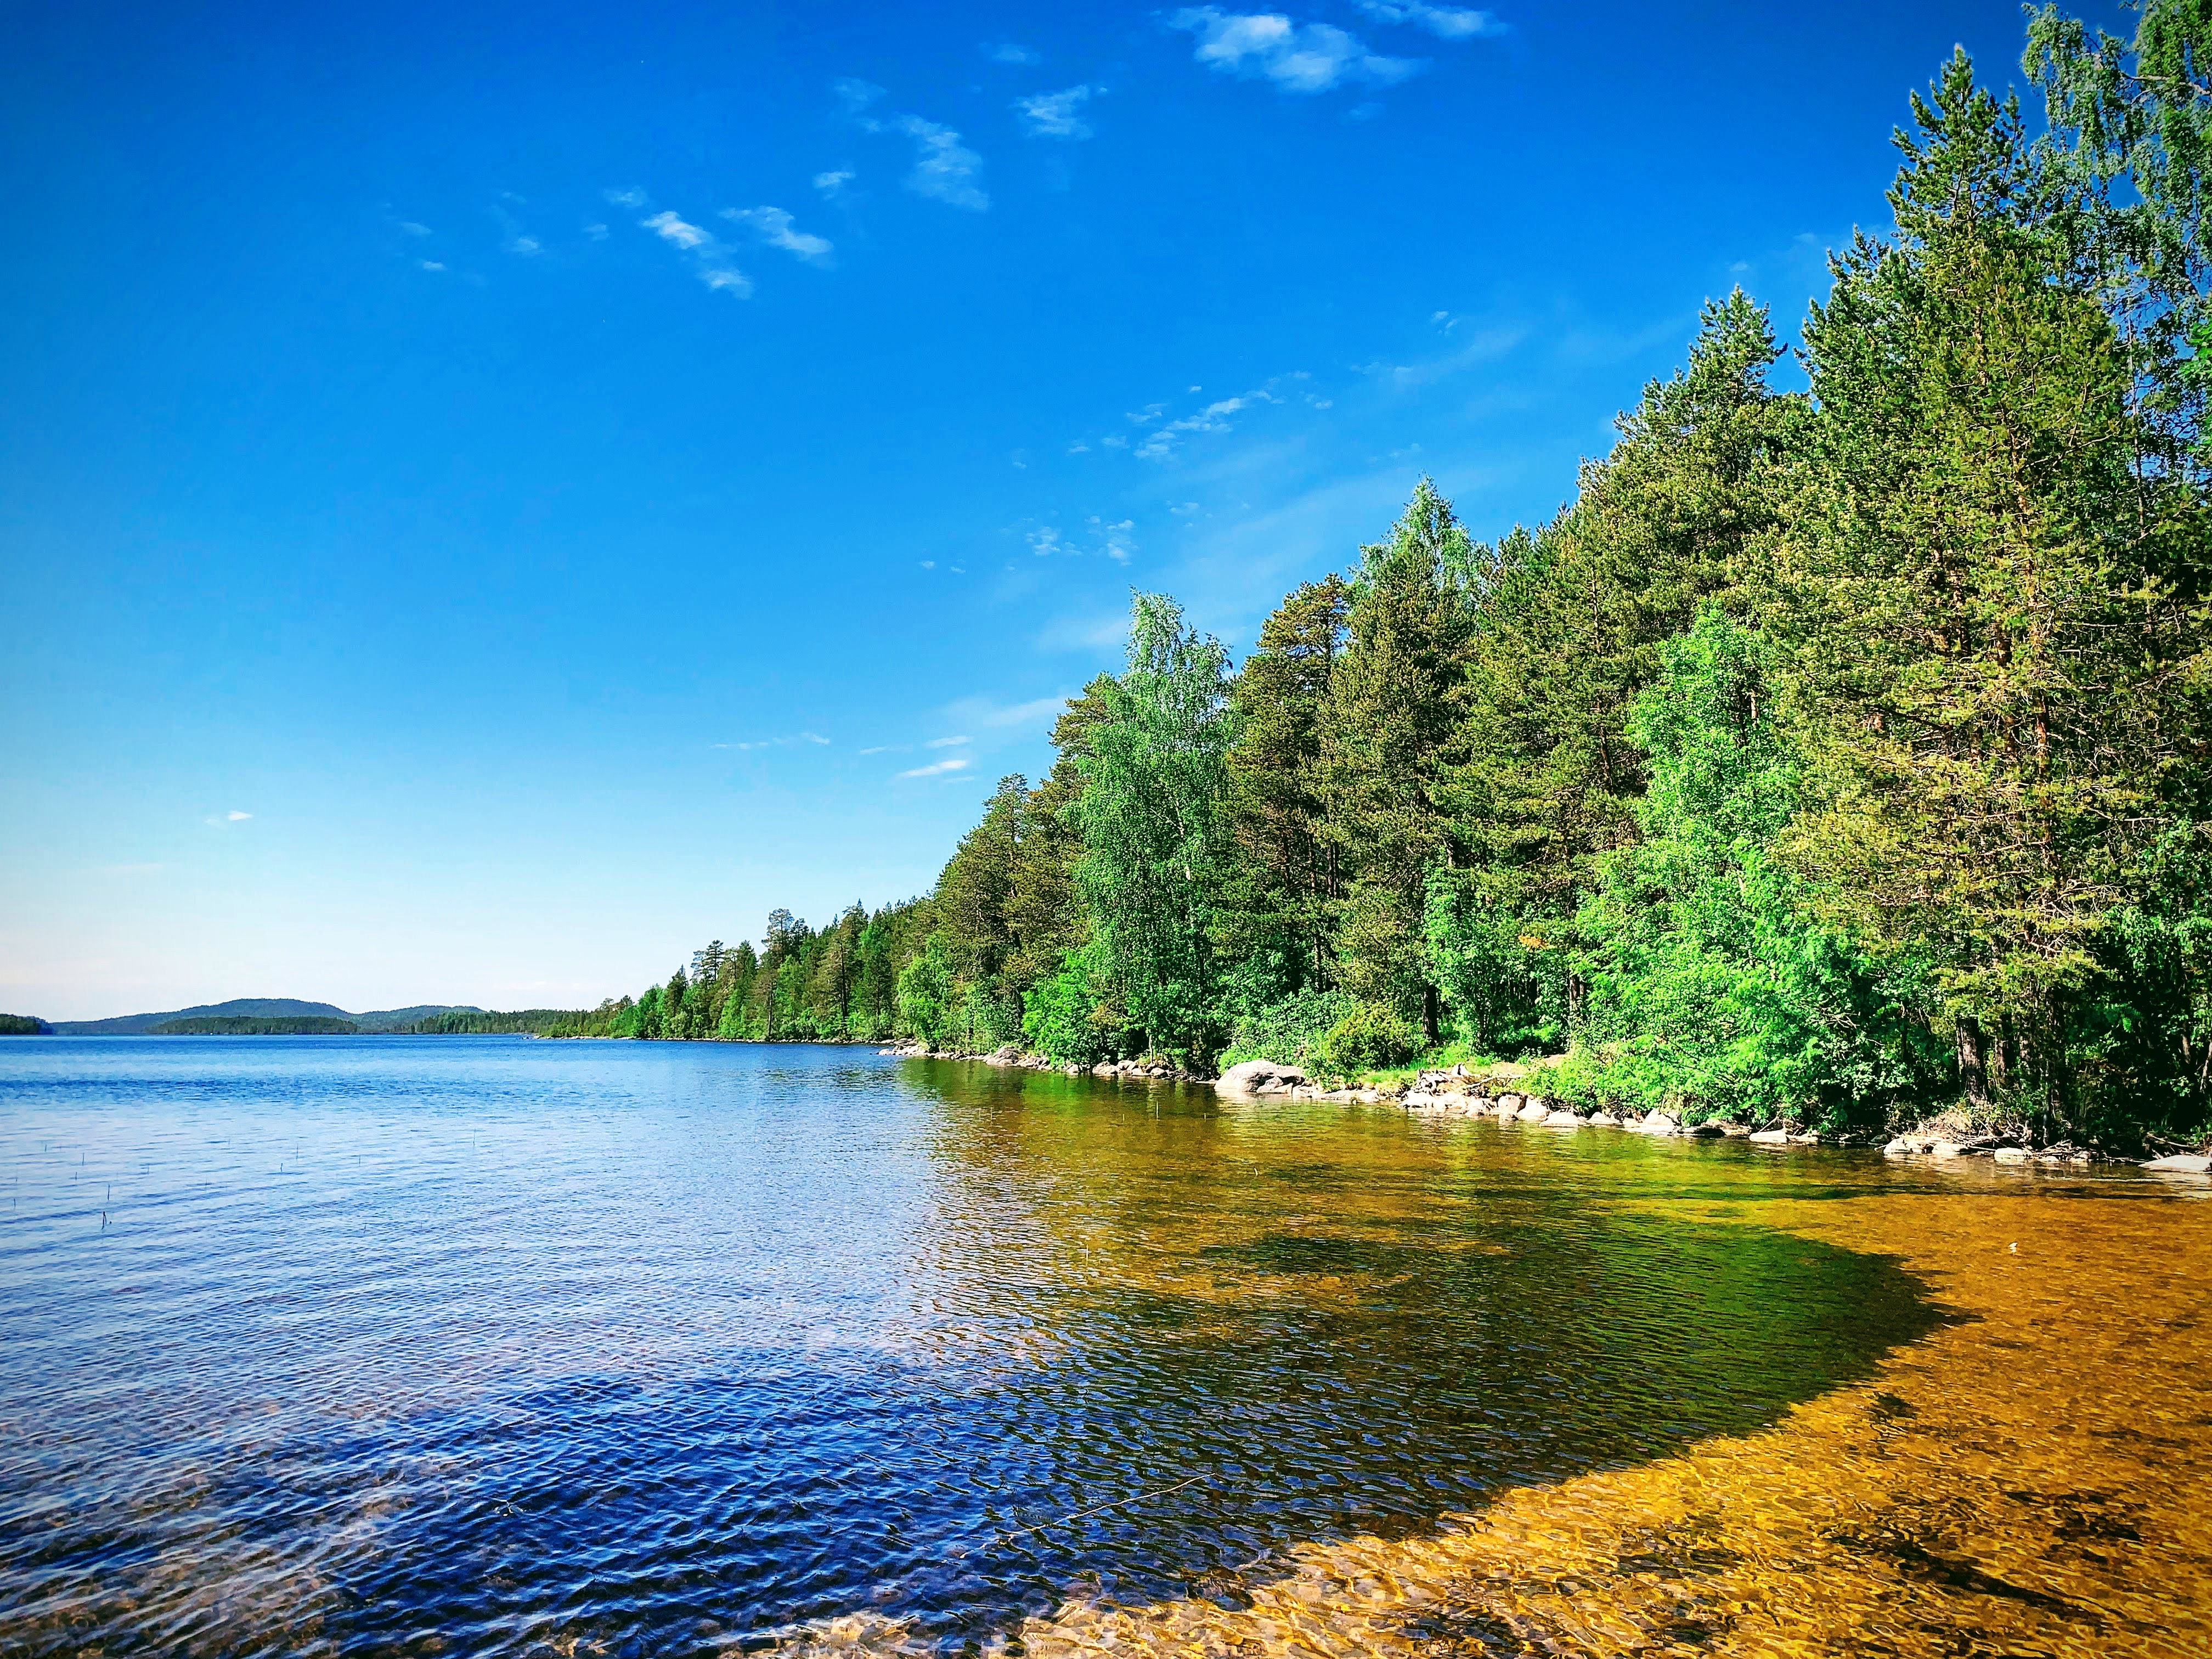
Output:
[
  {"left": 0, "top": 1014, "right": 52, "bottom": 1035},
  {"left": 151, "top": 1015, "right": 360, "bottom": 1035},
  {"left": 52, "top": 998, "right": 487, "bottom": 1036}
]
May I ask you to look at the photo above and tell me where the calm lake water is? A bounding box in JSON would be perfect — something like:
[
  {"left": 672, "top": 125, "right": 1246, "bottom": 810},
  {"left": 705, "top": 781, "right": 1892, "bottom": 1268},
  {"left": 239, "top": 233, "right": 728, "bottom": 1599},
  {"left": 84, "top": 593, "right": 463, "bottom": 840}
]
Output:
[{"left": 0, "top": 1037, "right": 2197, "bottom": 1657}]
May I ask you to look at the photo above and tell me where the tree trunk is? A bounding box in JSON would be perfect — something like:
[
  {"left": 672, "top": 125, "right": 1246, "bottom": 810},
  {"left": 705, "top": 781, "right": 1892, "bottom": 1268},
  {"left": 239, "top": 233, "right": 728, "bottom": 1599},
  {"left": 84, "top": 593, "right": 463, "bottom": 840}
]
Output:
[
  {"left": 1422, "top": 982, "right": 1440, "bottom": 1048},
  {"left": 1957, "top": 1016, "right": 1991, "bottom": 1113}
]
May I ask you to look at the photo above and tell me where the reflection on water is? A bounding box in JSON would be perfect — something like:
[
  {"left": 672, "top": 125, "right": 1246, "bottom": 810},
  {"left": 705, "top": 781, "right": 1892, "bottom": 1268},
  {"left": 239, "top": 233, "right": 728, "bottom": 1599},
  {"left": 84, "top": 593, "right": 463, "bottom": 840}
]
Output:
[{"left": 0, "top": 1039, "right": 2202, "bottom": 1657}]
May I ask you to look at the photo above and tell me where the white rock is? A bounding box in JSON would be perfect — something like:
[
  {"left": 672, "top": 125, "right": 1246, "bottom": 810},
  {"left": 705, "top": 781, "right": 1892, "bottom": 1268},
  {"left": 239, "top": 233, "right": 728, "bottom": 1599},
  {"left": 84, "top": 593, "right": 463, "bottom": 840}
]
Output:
[
  {"left": 1517, "top": 1099, "right": 1553, "bottom": 1122},
  {"left": 1543, "top": 1109, "right": 1581, "bottom": 1127},
  {"left": 1932, "top": 1140, "right": 1962, "bottom": 1158},
  {"left": 1215, "top": 1059, "right": 1306, "bottom": 1099},
  {"left": 2143, "top": 1153, "right": 2211, "bottom": 1173},
  {"left": 1748, "top": 1129, "right": 1790, "bottom": 1145},
  {"left": 1993, "top": 1148, "right": 2030, "bottom": 1164},
  {"left": 1589, "top": 1111, "right": 1622, "bottom": 1127},
  {"left": 1496, "top": 1093, "right": 1522, "bottom": 1112}
]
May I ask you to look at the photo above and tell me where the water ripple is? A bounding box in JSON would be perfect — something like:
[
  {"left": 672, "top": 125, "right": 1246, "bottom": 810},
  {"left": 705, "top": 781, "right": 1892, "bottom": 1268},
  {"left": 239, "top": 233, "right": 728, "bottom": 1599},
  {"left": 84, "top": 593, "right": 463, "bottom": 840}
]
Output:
[{"left": 3, "top": 1037, "right": 1953, "bottom": 1655}]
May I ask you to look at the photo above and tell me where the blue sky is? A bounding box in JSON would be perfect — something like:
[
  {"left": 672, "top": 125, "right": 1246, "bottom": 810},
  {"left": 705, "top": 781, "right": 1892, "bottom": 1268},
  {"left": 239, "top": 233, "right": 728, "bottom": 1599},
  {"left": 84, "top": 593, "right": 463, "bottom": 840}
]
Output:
[{"left": 1, "top": 0, "right": 2102, "bottom": 1019}]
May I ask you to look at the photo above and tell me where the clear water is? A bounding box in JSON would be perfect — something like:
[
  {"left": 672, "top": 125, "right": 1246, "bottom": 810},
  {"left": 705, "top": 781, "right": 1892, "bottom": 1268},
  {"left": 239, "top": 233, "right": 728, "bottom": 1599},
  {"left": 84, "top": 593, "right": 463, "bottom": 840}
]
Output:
[{"left": 0, "top": 1037, "right": 1951, "bottom": 1656}]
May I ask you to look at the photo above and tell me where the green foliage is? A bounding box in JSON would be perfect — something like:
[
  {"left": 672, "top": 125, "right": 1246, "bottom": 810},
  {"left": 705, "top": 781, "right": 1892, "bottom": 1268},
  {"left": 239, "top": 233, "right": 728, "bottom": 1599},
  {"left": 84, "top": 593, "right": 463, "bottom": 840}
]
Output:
[
  {"left": 1425, "top": 872, "right": 1565, "bottom": 1057},
  {"left": 400, "top": 1008, "right": 604, "bottom": 1035},
  {"left": 1570, "top": 613, "right": 1951, "bottom": 1128},
  {"left": 1022, "top": 940, "right": 1116, "bottom": 1066},
  {"left": 1218, "top": 578, "right": 1349, "bottom": 990},
  {"left": 2074, "top": 822, "right": 2212, "bottom": 1137},
  {"left": 1775, "top": 51, "right": 2212, "bottom": 1128},
  {"left": 1071, "top": 592, "right": 1237, "bottom": 1066},
  {"left": 1217, "top": 986, "right": 1353, "bottom": 1072},
  {"left": 896, "top": 932, "right": 953, "bottom": 1046},
  {"left": 1322, "top": 481, "right": 1474, "bottom": 1036},
  {"left": 0, "top": 1014, "right": 51, "bottom": 1035},
  {"left": 1311, "top": 1003, "right": 1423, "bottom": 1080}
]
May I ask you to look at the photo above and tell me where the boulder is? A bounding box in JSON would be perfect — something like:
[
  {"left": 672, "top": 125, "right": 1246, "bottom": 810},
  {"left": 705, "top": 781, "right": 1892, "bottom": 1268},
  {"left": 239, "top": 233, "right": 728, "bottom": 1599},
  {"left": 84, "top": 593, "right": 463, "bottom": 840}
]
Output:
[
  {"left": 1543, "top": 1109, "right": 1581, "bottom": 1127},
  {"left": 1215, "top": 1059, "right": 1306, "bottom": 1099},
  {"left": 1748, "top": 1129, "right": 1790, "bottom": 1146},
  {"left": 1517, "top": 1099, "right": 1553, "bottom": 1121},
  {"left": 1993, "top": 1147, "right": 2030, "bottom": 1164},
  {"left": 1496, "top": 1093, "right": 1523, "bottom": 1113},
  {"left": 1589, "top": 1111, "right": 1622, "bottom": 1127},
  {"left": 2143, "top": 1153, "right": 2212, "bottom": 1173}
]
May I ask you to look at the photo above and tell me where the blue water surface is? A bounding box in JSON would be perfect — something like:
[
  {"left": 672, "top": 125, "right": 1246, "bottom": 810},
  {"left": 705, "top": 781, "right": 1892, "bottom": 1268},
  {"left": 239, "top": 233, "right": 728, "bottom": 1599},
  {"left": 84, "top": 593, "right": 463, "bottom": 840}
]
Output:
[{"left": 0, "top": 1036, "right": 1941, "bottom": 1656}]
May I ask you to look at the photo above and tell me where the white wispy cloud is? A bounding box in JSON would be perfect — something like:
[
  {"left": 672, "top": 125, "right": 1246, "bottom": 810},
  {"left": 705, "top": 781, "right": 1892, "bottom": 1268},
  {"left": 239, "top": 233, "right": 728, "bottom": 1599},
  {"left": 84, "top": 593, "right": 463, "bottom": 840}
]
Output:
[
  {"left": 813, "top": 168, "right": 855, "bottom": 199},
  {"left": 714, "top": 732, "right": 831, "bottom": 751},
  {"left": 942, "top": 692, "right": 1075, "bottom": 732},
  {"left": 228, "top": 809, "right": 252, "bottom": 821},
  {"left": 925, "top": 735, "right": 971, "bottom": 748},
  {"left": 898, "top": 755, "right": 973, "bottom": 778},
  {"left": 641, "top": 209, "right": 753, "bottom": 296},
  {"left": 1166, "top": 8, "right": 1419, "bottom": 93},
  {"left": 493, "top": 203, "right": 542, "bottom": 256},
  {"left": 722, "top": 206, "right": 834, "bottom": 264},
  {"left": 1136, "top": 388, "right": 1282, "bottom": 459},
  {"left": 836, "top": 82, "right": 989, "bottom": 211},
  {"left": 1028, "top": 518, "right": 1135, "bottom": 561},
  {"left": 1354, "top": 0, "right": 1505, "bottom": 38},
  {"left": 894, "top": 115, "right": 988, "bottom": 210},
  {"left": 398, "top": 221, "right": 431, "bottom": 236},
  {"left": 985, "top": 42, "right": 1041, "bottom": 65},
  {"left": 1016, "top": 84, "right": 1100, "bottom": 139},
  {"left": 603, "top": 187, "right": 649, "bottom": 208}
]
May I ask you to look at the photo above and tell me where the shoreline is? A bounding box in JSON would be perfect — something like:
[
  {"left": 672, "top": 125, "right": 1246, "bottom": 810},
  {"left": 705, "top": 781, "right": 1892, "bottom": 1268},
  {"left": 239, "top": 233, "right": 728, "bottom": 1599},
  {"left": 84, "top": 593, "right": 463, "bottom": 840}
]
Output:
[
  {"left": 990, "top": 1175, "right": 2212, "bottom": 1659},
  {"left": 882, "top": 1045, "right": 2212, "bottom": 1174}
]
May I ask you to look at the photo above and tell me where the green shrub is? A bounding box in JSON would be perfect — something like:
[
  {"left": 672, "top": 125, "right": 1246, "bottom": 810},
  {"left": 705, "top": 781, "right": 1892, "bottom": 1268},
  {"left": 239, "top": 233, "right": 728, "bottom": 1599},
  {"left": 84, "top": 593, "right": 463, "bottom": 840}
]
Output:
[
  {"left": 1023, "top": 941, "right": 1116, "bottom": 1065},
  {"left": 1217, "top": 986, "right": 1352, "bottom": 1073},
  {"left": 1311, "top": 1002, "right": 1421, "bottom": 1080}
]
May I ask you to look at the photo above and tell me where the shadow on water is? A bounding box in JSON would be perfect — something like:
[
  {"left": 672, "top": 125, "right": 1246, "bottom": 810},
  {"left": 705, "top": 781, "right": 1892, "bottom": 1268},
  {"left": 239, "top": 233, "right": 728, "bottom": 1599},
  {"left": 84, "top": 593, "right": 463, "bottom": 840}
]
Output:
[{"left": 0, "top": 1041, "right": 1954, "bottom": 1658}]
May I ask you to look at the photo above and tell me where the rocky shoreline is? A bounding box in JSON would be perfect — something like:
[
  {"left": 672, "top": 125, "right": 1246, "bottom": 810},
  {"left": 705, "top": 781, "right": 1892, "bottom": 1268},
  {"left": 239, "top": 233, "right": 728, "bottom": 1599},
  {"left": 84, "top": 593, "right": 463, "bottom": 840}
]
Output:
[{"left": 881, "top": 1045, "right": 2210, "bottom": 1172}]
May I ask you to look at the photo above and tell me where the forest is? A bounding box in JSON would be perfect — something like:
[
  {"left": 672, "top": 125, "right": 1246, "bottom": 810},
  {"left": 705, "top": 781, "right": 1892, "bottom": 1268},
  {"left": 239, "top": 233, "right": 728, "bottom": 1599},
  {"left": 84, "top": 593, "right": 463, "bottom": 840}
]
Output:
[{"left": 596, "top": 12, "right": 2212, "bottom": 1148}]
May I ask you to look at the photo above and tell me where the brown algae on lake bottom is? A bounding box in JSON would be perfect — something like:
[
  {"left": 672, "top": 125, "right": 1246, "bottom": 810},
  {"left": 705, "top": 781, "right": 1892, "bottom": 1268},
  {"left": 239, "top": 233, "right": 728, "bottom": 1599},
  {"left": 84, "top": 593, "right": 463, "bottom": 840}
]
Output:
[{"left": 982, "top": 1169, "right": 2212, "bottom": 1659}]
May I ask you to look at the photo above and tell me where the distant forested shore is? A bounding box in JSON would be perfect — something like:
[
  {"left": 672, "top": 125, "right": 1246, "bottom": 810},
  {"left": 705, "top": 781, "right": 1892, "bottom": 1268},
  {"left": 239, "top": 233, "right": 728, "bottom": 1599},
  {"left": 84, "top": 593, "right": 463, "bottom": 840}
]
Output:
[{"left": 597, "top": 16, "right": 2212, "bottom": 1154}]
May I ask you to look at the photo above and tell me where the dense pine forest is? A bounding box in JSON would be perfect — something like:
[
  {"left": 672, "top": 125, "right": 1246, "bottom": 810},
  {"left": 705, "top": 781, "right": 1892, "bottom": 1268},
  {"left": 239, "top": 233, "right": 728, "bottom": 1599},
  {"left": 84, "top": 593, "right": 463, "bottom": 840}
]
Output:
[{"left": 598, "top": 13, "right": 2212, "bottom": 1148}]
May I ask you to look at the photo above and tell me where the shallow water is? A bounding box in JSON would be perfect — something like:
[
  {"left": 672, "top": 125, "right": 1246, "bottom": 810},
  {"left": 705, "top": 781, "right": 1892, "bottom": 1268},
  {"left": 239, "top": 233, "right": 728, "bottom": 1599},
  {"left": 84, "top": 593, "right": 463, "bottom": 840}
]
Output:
[{"left": 1, "top": 1038, "right": 2203, "bottom": 1657}]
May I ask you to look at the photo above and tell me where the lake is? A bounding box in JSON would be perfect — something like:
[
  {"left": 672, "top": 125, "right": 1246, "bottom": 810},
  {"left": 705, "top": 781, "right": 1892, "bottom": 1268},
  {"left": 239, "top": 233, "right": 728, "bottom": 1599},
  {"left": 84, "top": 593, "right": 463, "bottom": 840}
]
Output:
[{"left": 2, "top": 1037, "right": 2206, "bottom": 1657}]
